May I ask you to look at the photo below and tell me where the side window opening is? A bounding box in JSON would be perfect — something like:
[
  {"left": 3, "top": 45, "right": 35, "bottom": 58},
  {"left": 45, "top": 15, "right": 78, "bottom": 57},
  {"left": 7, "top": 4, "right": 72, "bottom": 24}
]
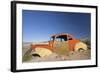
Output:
[
  {"left": 56, "top": 35, "right": 67, "bottom": 42},
  {"left": 50, "top": 36, "right": 55, "bottom": 41},
  {"left": 67, "top": 35, "right": 72, "bottom": 40}
]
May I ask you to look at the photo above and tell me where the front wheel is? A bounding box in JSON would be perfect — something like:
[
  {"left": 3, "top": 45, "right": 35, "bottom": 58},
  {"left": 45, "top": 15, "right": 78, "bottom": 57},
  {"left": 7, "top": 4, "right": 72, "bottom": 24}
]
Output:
[
  {"left": 32, "top": 48, "right": 53, "bottom": 58},
  {"left": 32, "top": 53, "right": 41, "bottom": 57}
]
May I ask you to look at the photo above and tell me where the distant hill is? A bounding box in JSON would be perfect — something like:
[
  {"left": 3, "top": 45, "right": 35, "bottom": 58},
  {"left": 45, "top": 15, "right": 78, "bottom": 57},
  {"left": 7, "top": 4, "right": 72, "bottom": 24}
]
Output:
[{"left": 79, "top": 36, "right": 90, "bottom": 41}]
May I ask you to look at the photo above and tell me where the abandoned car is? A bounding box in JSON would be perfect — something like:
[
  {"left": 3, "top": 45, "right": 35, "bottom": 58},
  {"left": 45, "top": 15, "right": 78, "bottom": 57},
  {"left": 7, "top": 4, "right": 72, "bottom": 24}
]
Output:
[{"left": 30, "top": 33, "right": 88, "bottom": 57}]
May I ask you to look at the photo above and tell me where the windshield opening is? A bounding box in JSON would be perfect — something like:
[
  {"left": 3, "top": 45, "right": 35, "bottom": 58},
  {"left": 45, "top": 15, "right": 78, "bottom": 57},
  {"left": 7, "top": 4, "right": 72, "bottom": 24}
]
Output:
[{"left": 50, "top": 36, "right": 55, "bottom": 41}]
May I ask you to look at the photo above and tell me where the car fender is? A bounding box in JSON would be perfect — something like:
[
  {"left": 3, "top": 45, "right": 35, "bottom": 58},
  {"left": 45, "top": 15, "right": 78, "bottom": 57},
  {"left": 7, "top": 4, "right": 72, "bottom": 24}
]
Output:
[
  {"left": 32, "top": 48, "right": 53, "bottom": 57},
  {"left": 74, "top": 42, "right": 88, "bottom": 51}
]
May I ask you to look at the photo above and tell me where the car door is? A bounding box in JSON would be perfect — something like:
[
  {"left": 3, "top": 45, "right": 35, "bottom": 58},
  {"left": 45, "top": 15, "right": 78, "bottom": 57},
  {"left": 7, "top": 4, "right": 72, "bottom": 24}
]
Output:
[{"left": 53, "top": 36, "right": 69, "bottom": 55}]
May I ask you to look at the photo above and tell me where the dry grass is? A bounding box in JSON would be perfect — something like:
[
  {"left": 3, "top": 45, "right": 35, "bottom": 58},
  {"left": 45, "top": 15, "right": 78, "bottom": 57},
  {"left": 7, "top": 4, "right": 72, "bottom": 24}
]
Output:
[{"left": 53, "top": 41, "right": 70, "bottom": 56}]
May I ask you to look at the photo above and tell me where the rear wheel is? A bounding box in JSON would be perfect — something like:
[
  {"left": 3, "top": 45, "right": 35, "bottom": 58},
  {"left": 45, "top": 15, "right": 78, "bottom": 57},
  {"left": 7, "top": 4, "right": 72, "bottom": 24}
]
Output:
[
  {"left": 75, "top": 42, "right": 88, "bottom": 51},
  {"left": 78, "top": 48, "right": 85, "bottom": 52}
]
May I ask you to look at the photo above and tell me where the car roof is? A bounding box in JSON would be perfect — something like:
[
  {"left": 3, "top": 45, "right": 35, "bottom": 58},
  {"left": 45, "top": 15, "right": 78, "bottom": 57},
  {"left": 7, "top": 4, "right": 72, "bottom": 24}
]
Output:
[{"left": 51, "top": 33, "right": 68, "bottom": 37}]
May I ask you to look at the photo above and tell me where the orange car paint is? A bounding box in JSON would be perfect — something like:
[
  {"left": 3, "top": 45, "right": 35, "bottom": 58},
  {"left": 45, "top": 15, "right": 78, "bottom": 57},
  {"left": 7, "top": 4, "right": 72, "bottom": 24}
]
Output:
[{"left": 31, "top": 33, "right": 80, "bottom": 52}]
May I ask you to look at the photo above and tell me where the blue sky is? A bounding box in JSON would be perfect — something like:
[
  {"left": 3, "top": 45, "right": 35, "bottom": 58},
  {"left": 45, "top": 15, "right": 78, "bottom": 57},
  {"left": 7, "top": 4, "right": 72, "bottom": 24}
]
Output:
[{"left": 22, "top": 10, "right": 91, "bottom": 42}]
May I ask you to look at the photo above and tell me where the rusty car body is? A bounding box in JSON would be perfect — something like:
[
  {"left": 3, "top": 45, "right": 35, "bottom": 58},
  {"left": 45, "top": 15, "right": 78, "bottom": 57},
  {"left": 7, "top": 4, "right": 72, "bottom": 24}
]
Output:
[{"left": 30, "top": 33, "right": 88, "bottom": 57}]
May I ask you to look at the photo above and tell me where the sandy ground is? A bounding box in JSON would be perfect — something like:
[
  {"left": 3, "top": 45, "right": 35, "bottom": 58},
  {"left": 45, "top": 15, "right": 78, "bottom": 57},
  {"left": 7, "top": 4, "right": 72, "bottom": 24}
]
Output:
[
  {"left": 22, "top": 43, "right": 91, "bottom": 63},
  {"left": 30, "top": 50, "right": 90, "bottom": 62}
]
